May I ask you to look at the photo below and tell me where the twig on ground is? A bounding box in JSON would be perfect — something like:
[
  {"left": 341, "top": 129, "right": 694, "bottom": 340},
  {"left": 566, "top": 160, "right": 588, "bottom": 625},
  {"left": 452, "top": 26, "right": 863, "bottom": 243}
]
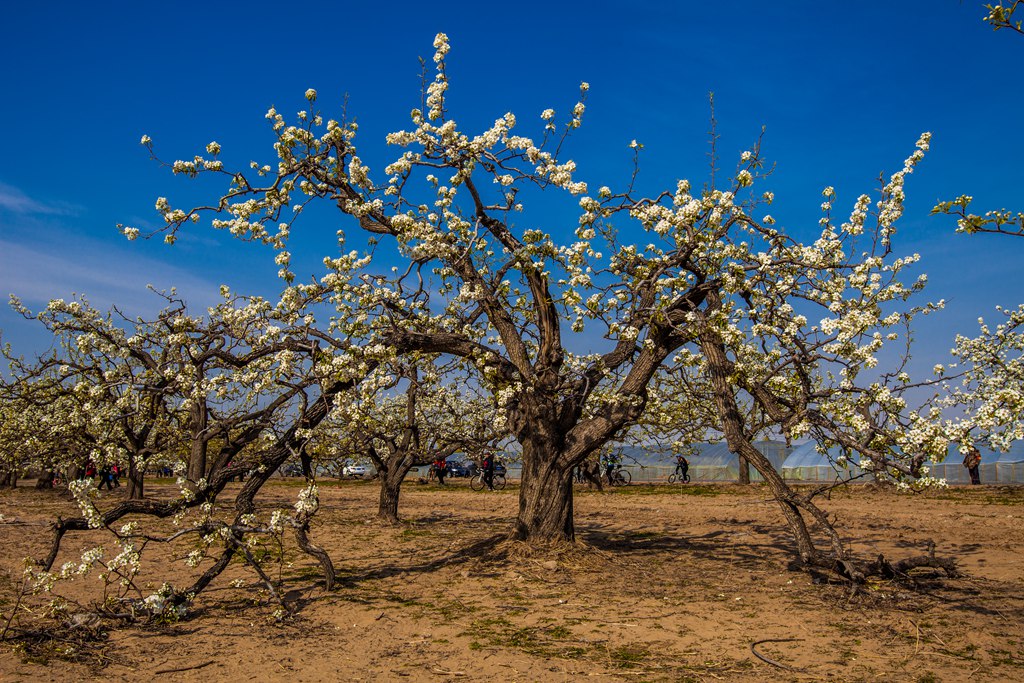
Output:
[
  {"left": 430, "top": 666, "right": 466, "bottom": 676},
  {"left": 155, "top": 660, "right": 214, "bottom": 674},
  {"left": 750, "top": 638, "right": 806, "bottom": 673}
]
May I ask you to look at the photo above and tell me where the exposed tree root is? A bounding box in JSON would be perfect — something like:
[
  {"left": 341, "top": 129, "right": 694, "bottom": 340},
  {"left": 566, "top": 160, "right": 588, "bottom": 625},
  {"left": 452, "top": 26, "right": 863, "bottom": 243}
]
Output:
[{"left": 805, "top": 539, "right": 959, "bottom": 591}]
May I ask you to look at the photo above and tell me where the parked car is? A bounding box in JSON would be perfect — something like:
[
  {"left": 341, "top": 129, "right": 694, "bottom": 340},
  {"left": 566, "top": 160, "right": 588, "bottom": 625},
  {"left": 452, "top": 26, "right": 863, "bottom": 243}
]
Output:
[
  {"left": 280, "top": 464, "right": 304, "bottom": 477},
  {"left": 445, "top": 460, "right": 473, "bottom": 478},
  {"left": 342, "top": 464, "right": 372, "bottom": 478}
]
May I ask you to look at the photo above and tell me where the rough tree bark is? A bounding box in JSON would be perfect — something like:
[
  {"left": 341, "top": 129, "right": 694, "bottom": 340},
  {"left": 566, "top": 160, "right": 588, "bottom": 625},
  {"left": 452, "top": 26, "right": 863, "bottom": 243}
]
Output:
[
  {"left": 737, "top": 454, "right": 751, "bottom": 485},
  {"left": 126, "top": 456, "right": 145, "bottom": 500},
  {"left": 581, "top": 459, "right": 604, "bottom": 491},
  {"left": 187, "top": 400, "right": 208, "bottom": 485},
  {"left": 513, "top": 442, "right": 575, "bottom": 542},
  {"left": 376, "top": 457, "right": 411, "bottom": 525},
  {"left": 35, "top": 471, "right": 54, "bottom": 490}
]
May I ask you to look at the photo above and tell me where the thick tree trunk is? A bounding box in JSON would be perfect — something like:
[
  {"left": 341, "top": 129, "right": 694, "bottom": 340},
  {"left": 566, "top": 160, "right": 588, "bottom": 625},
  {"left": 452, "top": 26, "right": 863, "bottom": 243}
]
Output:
[
  {"left": 377, "top": 466, "right": 405, "bottom": 525},
  {"left": 187, "top": 401, "right": 208, "bottom": 484},
  {"left": 737, "top": 453, "right": 751, "bottom": 484},
  {"left": 127, "top": 456, "right": 145, "bottom": 500},
  {"left": 0, "top": 470, "right": 15, "bottom": 488},
  {"left": 513, "top": 444, "right": 575, "bottom": 542},
  {"left": 376, "top": 450, "right": 419, "bottom": 524},
  {"left": 582, "top": 460, "right": 604, "bottom": 491}
]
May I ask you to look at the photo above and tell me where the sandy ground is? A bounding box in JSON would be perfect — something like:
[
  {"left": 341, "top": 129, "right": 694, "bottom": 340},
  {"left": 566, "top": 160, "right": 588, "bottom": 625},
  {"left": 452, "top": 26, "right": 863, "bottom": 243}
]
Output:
[{"left": 0, "top": 479, "right": 1022, "bottom": 682}]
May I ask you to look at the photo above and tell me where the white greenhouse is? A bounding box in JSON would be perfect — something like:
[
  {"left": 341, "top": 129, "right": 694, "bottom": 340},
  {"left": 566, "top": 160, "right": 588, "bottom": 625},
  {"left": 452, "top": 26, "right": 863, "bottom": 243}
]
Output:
[{"left": 780, "top": 442, "right": 865, "bottom": 483}]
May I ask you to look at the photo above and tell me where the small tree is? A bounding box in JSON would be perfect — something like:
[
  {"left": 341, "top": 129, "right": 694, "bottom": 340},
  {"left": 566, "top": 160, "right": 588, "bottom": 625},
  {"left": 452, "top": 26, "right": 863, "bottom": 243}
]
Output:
[{"left": 325, "top": 357, "right": 503, "bottom": 523}]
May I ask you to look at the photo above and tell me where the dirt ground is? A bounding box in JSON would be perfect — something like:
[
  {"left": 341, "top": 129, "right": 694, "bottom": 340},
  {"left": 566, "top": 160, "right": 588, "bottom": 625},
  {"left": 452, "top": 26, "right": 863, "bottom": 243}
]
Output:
[{"left": 0, "top": 478, "right": 1022, "bottom": 682}]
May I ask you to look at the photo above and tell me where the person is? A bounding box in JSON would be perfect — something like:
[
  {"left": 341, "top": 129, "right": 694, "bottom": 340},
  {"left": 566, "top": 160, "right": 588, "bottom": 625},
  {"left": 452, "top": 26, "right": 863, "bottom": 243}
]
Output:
[
  {"left": 111, "top": 464, "right": 121, "bottom": 488},
  {"left": 963, "top": 446, "right": 982, "bottom": 485},
  {"left": 674, "top": 454, "right": 690, "bottom": 482},
  {"left": 433, "top": 457, "right": 447, "bottom": 485},
  {"left": 603, "top": 451, "right": 620, "bottom": 485},
  {"left": 97, "top": 466, "right": 113, "bottom": 491},
  {"left": 482, "top": 452, "right": 495, "bottom": 490}
]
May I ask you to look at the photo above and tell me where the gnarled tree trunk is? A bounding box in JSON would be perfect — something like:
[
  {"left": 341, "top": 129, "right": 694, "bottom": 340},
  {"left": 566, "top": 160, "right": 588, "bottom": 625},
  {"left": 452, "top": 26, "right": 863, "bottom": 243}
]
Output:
[
  {"left": 126, "top": 456, "right": 145, "bottom": 500},
  {"left": 513, "top": 439, "right": 575, "bottom": 542},
  {"left": 582, "top": 459, "right": 604, "bottom": 491},
  {"left": 377, "top": 462, "right": 409, "bottom": 525}
]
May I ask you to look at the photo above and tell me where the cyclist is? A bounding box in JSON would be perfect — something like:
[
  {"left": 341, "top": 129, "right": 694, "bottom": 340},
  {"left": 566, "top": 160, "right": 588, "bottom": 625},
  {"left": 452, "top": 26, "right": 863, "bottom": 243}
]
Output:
[
  {"left": 482, "top": 452, "right": 496, "bottom": 490},
  {"left": 602, "top": 451, "right": 620, "bottom": 486},
  {"left": 673, "top": 454, "right": 690, "bottom": 482}
]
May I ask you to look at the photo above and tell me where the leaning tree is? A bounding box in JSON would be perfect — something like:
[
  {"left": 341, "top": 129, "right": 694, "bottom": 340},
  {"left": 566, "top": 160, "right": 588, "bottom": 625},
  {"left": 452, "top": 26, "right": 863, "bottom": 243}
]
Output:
[
  {"left": 136, "top": 35, "right": 958, "bottom": 559},
  {"left": 4, "top": 272, "right": 387, "bottom": 617}
]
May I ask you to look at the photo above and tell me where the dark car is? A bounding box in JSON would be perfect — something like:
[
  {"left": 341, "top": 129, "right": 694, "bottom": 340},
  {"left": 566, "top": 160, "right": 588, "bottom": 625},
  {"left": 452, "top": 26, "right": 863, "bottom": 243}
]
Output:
[{"left": 445, "top": 460, "right": 473, "bottom": 478}]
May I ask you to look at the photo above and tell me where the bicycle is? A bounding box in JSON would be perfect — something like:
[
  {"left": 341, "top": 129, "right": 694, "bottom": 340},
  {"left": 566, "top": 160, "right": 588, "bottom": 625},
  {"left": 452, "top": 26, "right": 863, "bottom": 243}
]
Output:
[
  {"left": 470, "top": 472, "right": 506, "bottom": 491},
  {"left": 668, "top": 469, "right": 690, "bottom": 484},
  {"left": 608, "top": 466, "right": 631, "bottom": 487}
]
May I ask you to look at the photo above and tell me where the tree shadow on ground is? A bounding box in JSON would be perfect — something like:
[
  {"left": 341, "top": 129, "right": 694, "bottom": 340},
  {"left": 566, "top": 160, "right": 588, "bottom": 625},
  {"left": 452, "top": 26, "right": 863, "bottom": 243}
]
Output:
[
  {"left": 576, "top": 521, "right": 799, "bottom": 571},
  {"left": 337, "top": 532, "right": 510, "bottom": 586}
]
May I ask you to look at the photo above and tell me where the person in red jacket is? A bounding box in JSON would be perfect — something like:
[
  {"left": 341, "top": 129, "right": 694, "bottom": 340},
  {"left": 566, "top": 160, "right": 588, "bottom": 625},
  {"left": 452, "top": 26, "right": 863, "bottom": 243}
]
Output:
[{"left": 481, "top": 453, "right": 495, "bottom": 491}]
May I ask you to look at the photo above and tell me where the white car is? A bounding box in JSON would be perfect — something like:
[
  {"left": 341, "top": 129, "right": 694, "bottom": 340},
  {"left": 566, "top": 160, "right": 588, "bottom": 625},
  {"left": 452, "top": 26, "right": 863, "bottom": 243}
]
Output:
[{"left": 342, "top": 464, "right": 372, "bottom": 478}]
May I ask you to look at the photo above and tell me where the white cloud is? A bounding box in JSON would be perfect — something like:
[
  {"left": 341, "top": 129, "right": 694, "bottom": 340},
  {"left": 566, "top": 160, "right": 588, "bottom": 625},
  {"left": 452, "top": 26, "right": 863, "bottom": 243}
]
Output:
[
  {"left": 0, "top": 182, "right": 82, "bottom": 216},
  {"left": 0, "top": 238, "right": 221, "bottom": 317}
]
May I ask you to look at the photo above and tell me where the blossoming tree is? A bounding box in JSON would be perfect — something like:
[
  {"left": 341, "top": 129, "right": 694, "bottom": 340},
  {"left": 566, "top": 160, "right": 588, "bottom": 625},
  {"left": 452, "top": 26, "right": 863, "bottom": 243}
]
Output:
[
  {"left": 1, "top": 270, "right": 386, "bottom": 614},
  {"left": 931, "top": 4, "right": 1024, "bottom": 455},
  {"left": 321, "top": 356, "right": 504, "bottom": 523},
  {"left": 137, "top": 35, "right": 959, "bottom": 575}
]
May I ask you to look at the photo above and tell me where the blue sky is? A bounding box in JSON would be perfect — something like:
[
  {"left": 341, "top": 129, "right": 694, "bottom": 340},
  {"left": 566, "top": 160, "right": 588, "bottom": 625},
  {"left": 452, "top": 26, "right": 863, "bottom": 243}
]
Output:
[{"left": 1, "top": 0, "right": 1022, "bottom": 381}]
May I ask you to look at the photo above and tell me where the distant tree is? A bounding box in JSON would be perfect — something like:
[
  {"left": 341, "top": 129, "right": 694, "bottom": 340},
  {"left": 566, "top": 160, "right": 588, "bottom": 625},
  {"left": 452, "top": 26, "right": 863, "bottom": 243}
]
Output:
[{"left": 325, "top": 357, "right": 504, "bottom": 523}]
